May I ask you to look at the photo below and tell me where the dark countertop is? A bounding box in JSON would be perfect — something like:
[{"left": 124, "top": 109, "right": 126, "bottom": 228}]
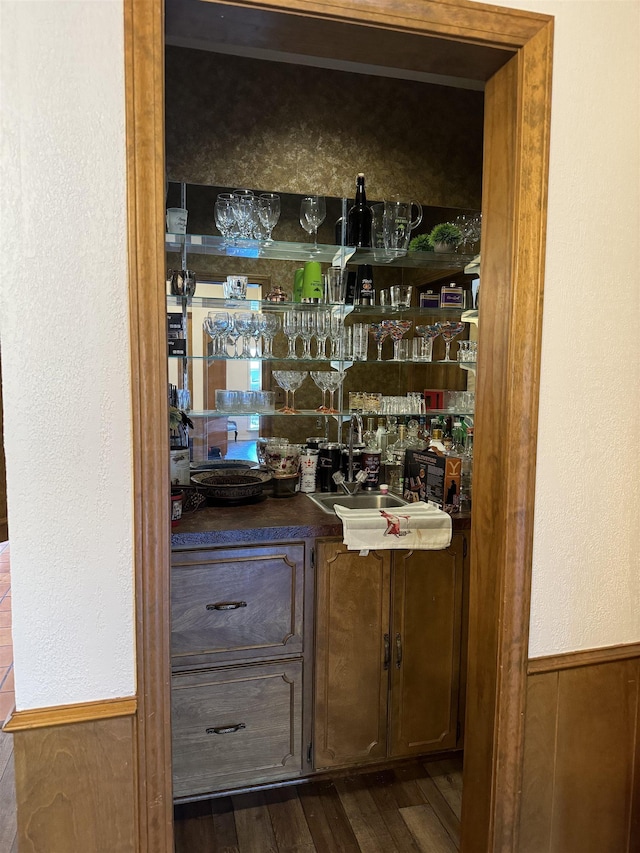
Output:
[{"left": 171, "top": 492, "right": 470, "bottom": 549}]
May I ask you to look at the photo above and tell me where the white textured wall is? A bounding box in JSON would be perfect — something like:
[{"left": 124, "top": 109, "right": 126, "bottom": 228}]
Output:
[
  {"left": 0, "top": 2, "right": 134, "bottom": 708},
  {"left": 472, "top": 0, "right": 640, "bottom": 656}
]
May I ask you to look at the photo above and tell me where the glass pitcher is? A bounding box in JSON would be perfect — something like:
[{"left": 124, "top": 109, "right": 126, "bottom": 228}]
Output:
[{"left": 383, "top": 200, "right": 423, "bottom": 257}]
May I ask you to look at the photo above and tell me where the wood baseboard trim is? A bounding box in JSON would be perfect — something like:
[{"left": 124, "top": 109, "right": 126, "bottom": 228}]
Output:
[
  {"left": 3, "top": 695, "right": 137, "bottom": 732},
  {"left": 527, "top": 642, "right": 640, "bottom": 675}
]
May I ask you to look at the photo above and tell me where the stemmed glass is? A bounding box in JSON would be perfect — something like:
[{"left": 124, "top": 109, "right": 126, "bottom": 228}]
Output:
[
  {"left": 314, "top": 309, "right": 330, "bottom": 359},
  {"left": 214, "top": 195, "right": 236, "bottom": 247},
  {"left": 261, "top": 313, "right": 280, "bottom": 358},
  {"left": 204, "top": 311, "right": 231, "bottom": 357},
  {"left": 369, "top": 322, "right": 390, "bottom": 361},
  {"left": 257, "top": 193, "right": 280, "bottom": 244},
  {"left": 310, "top": 371, "right": 330, "bottom": 411},
  {"left": 251, "top": 313, "right": 266, "bottom": 357},
  {"left": 383, "top": 319, "right": 413, "bottom": 360},
  {"left": 273, "top": 370, "right": 292, "bottom": 412},
  {"left": 232, "top": 189, "right": 256, "bottom": 240},
  {"left": 300, "top": 196, "right": 326, "bottom": 253},
  {"left": 436, "top": 321, "right": 465, "bottom": 361},
  {"left": 285, "top": 370, "right": 308, "bottom": 413},
  {"left": 226, "top": 315, "right": 241, "bottom": 358},
  {"left": 324, "top": 371, "right": 345, "bottom": 414},
  {"left": 328, "top": 312, "right": 345, "bottom": 359},
  {"left": 414, "top": 324, "right": 441, "bottom": 361},
  {"left": 297, "top": 311, "right": 314, "bottom": 359},
  {"left": 282, "top": 311, "right": 299, "bottom": 358},
  {"left": 234, "top": 311, "right": 254, "bottom": 358}
]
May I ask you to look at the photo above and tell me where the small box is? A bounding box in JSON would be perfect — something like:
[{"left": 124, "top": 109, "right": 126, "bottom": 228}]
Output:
[
  {"left": 419, "top": 290, "right": 441, "bottom": 309},
  {"left": 440, "top": 285, "right": 464, "bottom": 308},
  {"left": 403, "top": 447, "right": 462, "bottom": 514},
  {"left": 423, "top": 389, "right": 444, "bottom": 411}
]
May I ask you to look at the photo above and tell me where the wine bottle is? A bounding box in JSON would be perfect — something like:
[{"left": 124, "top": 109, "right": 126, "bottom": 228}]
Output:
[
  {"left": 347, "top": 173, "right": 372, "bottom": 247},
  {"left": 354, "top": 264, "right": 374, "bottom": 306}
]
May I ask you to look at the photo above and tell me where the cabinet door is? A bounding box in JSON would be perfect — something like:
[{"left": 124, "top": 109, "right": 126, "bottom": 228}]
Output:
[
  {"left": 172, "top": 660, "right": 303, "bottom": 798},
  {"left": 313, "top": 539, "right": 390, "bottom": 769},
  {"left": 171, "top": 543, "right": 305, "bottom": 670},
  {"left": 389, "top": 534, "right": 465, "bottom": 757}
]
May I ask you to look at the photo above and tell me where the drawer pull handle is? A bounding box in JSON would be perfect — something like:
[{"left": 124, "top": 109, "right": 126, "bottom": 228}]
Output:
[
  {"left": 395, "top": 633, "right": 403, "bottom": 669},
  {"left": 206, "top": 723, "right": 246, "bottom": 735},
  {"left": 383, "top": 634, "right": 390, "bottom": 670},
  {"left": 206, "top": 601, "right": 247, "bottom": 611}
]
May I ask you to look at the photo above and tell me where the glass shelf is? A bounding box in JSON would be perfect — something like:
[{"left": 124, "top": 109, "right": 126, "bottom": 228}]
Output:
[
  {"left": 165, "top": 233, "right": 476, "bottom": 270},
  {"left": 166, "top": 294, "right": 468, "bottom": 319},
  {"left": 168, "top": 353, "right": 473, "bottom": 366},
  {"left": 184, "top": 408, "right": 474, "bottom": 419}
]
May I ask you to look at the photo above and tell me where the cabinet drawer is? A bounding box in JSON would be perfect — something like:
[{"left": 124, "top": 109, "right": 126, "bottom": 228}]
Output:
[
  {"left": 171, "top": 544, "right": 305, "bottom": 668},
  {"left": 171, "top": 660, "right": 303, "bottom": 798}
]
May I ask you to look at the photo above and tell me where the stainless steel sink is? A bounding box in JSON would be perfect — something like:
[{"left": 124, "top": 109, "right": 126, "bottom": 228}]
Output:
[{"left": 306, "top": 491, "right": 409, "bottom": 515}]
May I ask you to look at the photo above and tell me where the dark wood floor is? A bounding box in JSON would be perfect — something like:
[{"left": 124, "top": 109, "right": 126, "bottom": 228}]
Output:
[{"left": 174, "top": 755, "right": 463, "bottom": 853}]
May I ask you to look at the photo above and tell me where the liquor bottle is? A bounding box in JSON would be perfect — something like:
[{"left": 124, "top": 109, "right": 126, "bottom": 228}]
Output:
[
  {"left": 344, "top": 270, "right": 357, "bottom": 305},
  {"left": 354, "top": 264, "right": 375, "bottom": 306},
  {"left": 347, "top": 173, "right": 372, "bottom": 247}
]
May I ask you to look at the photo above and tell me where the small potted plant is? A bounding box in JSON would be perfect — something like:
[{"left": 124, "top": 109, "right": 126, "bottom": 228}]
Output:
[
  {"left": 428, "top": 222, "right": 463, "bottom": 253},
  {"left": 408, "top": 233, "right": 434, "bottom": 253}
]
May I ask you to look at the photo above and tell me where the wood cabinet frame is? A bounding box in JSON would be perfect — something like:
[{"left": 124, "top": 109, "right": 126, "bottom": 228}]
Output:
[{"left": 124, "top": 1, "right": 553, "bottom": 851}]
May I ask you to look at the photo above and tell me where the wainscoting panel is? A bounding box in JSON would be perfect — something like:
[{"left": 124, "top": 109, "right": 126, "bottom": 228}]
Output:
[
  {"left": 13, "top": 715, "right": 136, "bottom": 852},
  {"left": 520, "top": 648, "right": 640, "bottom": 853}
]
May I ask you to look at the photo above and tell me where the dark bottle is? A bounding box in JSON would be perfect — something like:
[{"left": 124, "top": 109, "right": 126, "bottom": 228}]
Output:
[
  {"left": 344, "top": 270, "right": 357, "bottom": 305},
  {"left": 354, "top": 264, "right": 375, "bottom": 306},
  {"left": 347, "top": 173, "right": 372, "bottom": 247}
]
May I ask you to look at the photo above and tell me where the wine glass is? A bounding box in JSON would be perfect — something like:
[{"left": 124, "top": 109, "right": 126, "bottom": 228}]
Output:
[
  {"left": 232, "top": 189, "right": 256, "bottom": 239},
  {"left": 204, "top": 311, "right": 231, "bottom": 357},
  {"left": 324, "top": 370, "right": 345, "bottom": 414},
  {"left": 251, "top": 312, "right": 266, "bottom": 357},
  {"left": 260, "top": 313, "right": 280, "bottom": 358},
  {"left": 369, "top": 322, "right": 390, "bottom": 361},
  {"left": 310, "top": 371, "right": 330, "bottom": 412},
  {"left": 226, "top": 315, "right": 241, "bottom": 358},
  {"left": 214, "top": 196, "right": 237, "bottom": 247},
  {"left": 282, "top": 311, "right": 299, "bottom": 358},
  {"left": 436, "top": 321, "right": 465, "bottom": 361},
  {"left": 234, "top": 311, "right": 255, "bottom": 358},
  {"left": 257, "top": 193, "right": 280, "bottom": 243},
  {"left": 285, "top": 370, "right": 308, "bottom": 413},
  {"left": 313, "top": 308, "right": 330, "bottom": 359},
  {"left": 383, "top": 319, "right": 413, "bottom": 360},
  {"left": 300, "top": 196, "right": 326, "bottom": 253},
  {"left": 273, "top": 370, "right": 292, "bottom": 412}
]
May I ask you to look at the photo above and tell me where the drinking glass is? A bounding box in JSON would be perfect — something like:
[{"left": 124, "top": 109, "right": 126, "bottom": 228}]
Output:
[
  {"left": 226, "top": 315, "right": 241, "bottom": 358},
  {"left": 273, "top": 370, "right": 292, "bottom": 412},
  {"left": 232, "top": 189, "right": 257, "bottom": 239},
  {"left": 414, "top": 324, "right": 441, "bottom": 362},
  {"left": 282, "top": 311, "right": 299, "bottom": 358},
  {"left": 251, "top": 312, "right": 266, "bottom": 357},
  {"left": 257, "top": 193, "right": 280, "bottom": 243},
  {"left": 261, "top": 313, "right": 280, "bottom": 357},
  {"left": 313, "top": 308, "right": 330, "bottom": 359},
  {"left": 310, "top": 371, "right": 330, "bottom": 411},
  {"left": 436, "top": 321, "right": 465, "bottom": 361},
  {"left": 285, "top": 370, "right": 308, "bottom": 413},
  {"left": 328, "top": 312, "right": 345, "bottom": 359},
  {"left": 300, "top": 196, "right": 326, "bottom": 253},
  {"left": 370, "top": 322, "right": 390, "bottom": 361},
  {"left": 214, "top": 195, "right": 237, "bottom": 246},
  {"left": 234, "top": 311, "right": 254, "bottom": 358},
  {"left": 204, "top": 311, "right": 231, "bottom": 357},
  {"left": 324, "top": 370, "right": 345, "bottom": 414}
]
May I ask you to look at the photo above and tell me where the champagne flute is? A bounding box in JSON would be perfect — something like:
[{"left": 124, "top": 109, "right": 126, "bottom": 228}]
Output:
[
  {"left": 297, "top": 310, "right": 314, "bottom": 359},
  {"left": 436, "top": 321, "right": 465, "bottom": 361},
  {"left": 282, "top": 311, "right": 299, "bottom": 358},
  {"left": 300, "top": 195, "right": 326, "bottom": 253},
  {"left": 314, "top": 308, "right": 330, "bottom": 359}
]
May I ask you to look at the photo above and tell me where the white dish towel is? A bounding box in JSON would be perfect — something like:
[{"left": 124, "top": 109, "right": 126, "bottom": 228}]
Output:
[{"left": 334, "top": 502, "right": 452, "bottom": 555}]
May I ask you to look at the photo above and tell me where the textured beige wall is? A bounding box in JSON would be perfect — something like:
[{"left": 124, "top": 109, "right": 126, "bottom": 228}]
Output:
[{"left": 165, "top": 47, "right": 483, "bottom": 207}]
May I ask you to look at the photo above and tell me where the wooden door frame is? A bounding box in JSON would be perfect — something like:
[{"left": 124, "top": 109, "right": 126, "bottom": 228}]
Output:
[{"left": 124, "top": 1, "right": 553, "bottom": 851}]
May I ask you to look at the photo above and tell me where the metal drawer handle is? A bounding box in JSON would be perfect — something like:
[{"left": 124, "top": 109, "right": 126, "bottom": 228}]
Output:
[
  {"left": 395, "top": 633, "right": 403, "bottom": 669},
  {"left": 206, "top": 601, "right": 247, "bottom": 611},
  {"left": 383, "top": 634, "right": 390, "bottom": 670},
  {"left": 206, "top": 723, "right": 246, "bottom": 735}
]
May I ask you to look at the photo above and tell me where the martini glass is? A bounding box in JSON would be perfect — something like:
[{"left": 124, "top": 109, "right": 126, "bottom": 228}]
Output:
[
  {"left": 436, "top": 321, "right": 465, "bottom": 362},
  {"left": 370, "top": 322, "right": 390, "bottom": 361},
  {"left": 286, "top": 370, "right": 308, "bottom": 413},
  {"left": 310, "top": 371, "right": 330, "bottom": 412},
  {"left": 273, "top": 370, "right": 293, "bottom": 413},
  {"left": 383, "top": 319, "right": 413, "bottom": 360},
  {"left": 324, "top": 371, "right": 345, "bottom": 414}
]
